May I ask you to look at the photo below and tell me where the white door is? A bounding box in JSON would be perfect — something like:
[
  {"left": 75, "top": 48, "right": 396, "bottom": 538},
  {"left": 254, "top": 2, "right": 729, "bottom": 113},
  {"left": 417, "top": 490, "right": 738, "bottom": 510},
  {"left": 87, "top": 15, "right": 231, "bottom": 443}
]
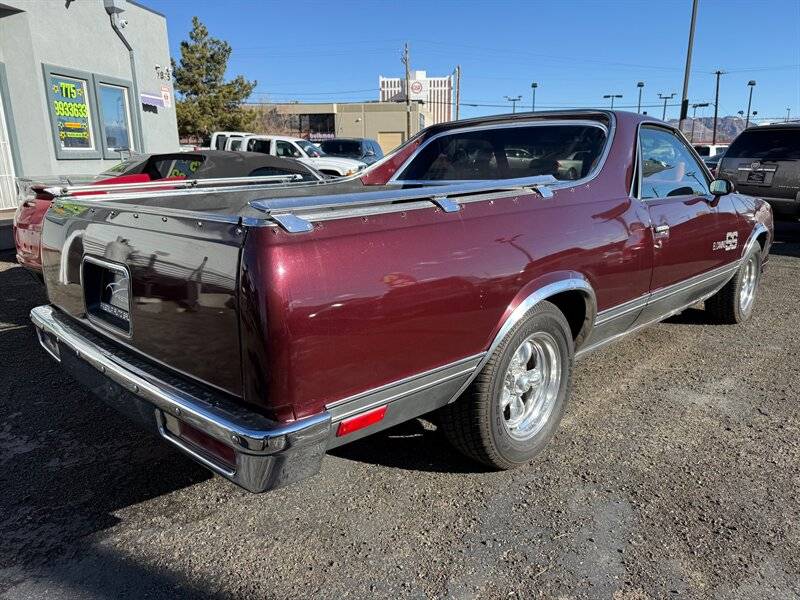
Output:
[{"left": 0, "top": 75, "right": 16, "bottom": 210}]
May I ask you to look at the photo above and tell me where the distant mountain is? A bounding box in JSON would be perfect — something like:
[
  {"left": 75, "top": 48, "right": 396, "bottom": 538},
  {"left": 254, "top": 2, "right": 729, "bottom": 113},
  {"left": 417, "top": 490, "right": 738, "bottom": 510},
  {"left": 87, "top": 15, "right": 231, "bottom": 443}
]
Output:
[{"left": 665, "top": 116, "right": 747, "bottom": 144}]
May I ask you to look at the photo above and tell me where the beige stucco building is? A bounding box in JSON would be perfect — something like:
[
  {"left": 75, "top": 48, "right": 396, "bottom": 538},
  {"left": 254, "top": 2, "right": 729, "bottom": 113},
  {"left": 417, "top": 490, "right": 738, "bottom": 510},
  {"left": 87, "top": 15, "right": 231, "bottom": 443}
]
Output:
[{"left": 253, "top": 101, "right": 432, "bottom": 153}]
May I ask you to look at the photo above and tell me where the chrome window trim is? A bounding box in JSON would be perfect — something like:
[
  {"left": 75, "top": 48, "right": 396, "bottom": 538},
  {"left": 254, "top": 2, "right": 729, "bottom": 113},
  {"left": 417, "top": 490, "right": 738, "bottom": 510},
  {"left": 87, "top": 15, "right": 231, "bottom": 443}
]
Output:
[
  {"left": 388, "top": 117, "right": 615, "bottom": 190},
  {"left": 635, "top": 122, "right": 714, "bottom": 202}
]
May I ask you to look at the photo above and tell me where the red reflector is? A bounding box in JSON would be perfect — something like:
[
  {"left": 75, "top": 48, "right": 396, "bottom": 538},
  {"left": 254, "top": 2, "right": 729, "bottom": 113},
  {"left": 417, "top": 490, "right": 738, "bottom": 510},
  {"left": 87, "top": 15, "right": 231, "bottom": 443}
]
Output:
[
  {"left": 178, "top": 421, "right": 237, "bottom": 469},
  {"left": 336, "top": 405, "right": 387, "bottom": 437}
]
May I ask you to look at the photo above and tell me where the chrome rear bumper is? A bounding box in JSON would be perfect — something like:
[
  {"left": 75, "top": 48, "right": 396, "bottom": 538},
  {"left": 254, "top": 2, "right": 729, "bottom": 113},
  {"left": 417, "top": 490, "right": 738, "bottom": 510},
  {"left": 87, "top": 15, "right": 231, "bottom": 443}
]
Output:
[{"left": 31, "top": 305, "right": 331, "bottom": 492}]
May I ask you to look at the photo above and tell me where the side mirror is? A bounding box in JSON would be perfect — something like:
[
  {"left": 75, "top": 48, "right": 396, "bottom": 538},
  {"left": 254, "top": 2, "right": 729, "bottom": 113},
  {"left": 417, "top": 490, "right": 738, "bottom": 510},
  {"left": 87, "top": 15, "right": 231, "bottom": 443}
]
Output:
[{"left": 709, "top": 178, "right": 733, "bottom": 196}]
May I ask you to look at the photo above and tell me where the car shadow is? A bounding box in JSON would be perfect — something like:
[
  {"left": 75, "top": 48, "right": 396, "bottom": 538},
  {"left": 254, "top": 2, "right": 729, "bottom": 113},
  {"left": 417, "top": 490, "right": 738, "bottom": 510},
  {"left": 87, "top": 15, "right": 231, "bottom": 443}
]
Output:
[
  {"left": 330, "top": 416, "right": 493, "bottom": 475},
  {"left": 0, "top": 252, "right": 217, "bottom": 595}
]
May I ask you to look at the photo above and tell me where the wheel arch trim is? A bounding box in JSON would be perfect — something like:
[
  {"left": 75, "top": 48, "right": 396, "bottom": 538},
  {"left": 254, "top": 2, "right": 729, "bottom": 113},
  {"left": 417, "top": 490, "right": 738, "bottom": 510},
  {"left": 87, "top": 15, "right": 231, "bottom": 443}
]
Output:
[
  {"left": 742, "top": 222, "right": 769, "bottom": 259},
  {"left": 446, "top": 275, "right": 596, "bottom": 404}
]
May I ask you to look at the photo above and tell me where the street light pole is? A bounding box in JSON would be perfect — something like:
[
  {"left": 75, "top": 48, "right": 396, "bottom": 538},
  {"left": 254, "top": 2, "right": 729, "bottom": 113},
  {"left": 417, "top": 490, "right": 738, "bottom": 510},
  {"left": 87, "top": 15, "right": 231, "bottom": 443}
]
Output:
[
  {"left": 745, "top": 80, "right": 756, "bottom": 128},
  {"left": 603, "top": 94, "right": 623, "bottom": 109},
  {"left": 787, "top": 107, "right": 792, "bottom": 122},
  {"left": 658, "top": 92, "right": 676, "bottom": 120},
  {"left": 531, "top": 82, "right": 538, "bottom": 112},
  {"left": 504, "top": 95, "right": 522, "bottom": 113},
  {"left": 679, "top": 0, "right": 699, "bottom": 130},
  {"left": 637, "top": 81, "right": 645, "bottom": 113},
  {"left": 690, "top": 102, "right": 709, "bottom": 143},
  {"left": 712, "top": 70, "right": 726, "bottom": 145}
]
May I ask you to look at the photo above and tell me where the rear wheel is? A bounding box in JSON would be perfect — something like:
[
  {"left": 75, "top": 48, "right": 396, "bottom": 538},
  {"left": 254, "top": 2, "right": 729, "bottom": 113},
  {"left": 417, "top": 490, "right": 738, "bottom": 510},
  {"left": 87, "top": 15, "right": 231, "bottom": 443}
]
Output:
[
  {"left": 439, "top": 301, "right": 573, "bottom": 469},
  {"left": 706, "top": 245, "right": 762, "bottom": 324}
]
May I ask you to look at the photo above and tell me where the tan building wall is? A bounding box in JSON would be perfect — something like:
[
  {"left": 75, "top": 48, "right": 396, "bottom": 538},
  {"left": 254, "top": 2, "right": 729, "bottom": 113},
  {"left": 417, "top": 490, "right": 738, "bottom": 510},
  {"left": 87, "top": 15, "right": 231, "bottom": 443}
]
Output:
[{"left": 252, "top": 101, "right": 429, "bottom": 153}]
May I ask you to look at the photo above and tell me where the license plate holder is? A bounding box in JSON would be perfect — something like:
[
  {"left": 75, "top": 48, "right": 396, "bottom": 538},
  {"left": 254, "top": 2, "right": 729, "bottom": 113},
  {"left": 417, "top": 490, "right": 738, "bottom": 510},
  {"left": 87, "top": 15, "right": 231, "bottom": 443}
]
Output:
[{"left": 82, "top": 256, "right": 132, "bottom": 336}]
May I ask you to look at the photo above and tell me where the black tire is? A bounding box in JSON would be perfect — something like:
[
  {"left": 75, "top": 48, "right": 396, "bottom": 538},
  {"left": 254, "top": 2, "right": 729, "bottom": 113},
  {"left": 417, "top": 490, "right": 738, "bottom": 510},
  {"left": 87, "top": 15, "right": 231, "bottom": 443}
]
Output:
[
  {"left": 705, "top": 245, "right": 762, "bottom": 324},
  {"left": 439, "top": 300, "right": 574, "bottom": 469}
]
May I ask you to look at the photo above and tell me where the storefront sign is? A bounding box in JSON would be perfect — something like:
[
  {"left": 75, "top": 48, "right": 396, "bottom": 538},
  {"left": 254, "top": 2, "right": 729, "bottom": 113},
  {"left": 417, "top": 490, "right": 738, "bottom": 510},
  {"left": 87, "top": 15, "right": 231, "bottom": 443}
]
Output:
[{"left": 49, "top": 75, "right": 93, "bottom": 150}]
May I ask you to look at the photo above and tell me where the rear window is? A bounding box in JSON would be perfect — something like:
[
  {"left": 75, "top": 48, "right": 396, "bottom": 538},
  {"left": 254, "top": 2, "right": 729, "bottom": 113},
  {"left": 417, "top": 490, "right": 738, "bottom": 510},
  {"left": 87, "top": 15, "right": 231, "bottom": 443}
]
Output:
[
  {"left": 320, "top": 140, "right": 362, "bottom": 156},
  {"left": 151, "top": 157, "right": 205, "bottom": 179},
  {"left": 397, "top": 124, "right": 607, "bottom": 181},
  {"left": 725, "top": 129, "right": 800, "bottom": 160}
]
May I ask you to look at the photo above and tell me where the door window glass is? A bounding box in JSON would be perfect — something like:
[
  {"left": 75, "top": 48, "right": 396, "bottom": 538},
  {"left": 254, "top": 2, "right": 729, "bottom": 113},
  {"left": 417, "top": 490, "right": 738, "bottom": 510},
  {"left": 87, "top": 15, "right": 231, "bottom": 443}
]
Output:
[
  {"left": 639, "top": 127, "right": 709, "bottom": 199},
  {"left": 276, "top": 140, "right": 300, "bottom": 157}
]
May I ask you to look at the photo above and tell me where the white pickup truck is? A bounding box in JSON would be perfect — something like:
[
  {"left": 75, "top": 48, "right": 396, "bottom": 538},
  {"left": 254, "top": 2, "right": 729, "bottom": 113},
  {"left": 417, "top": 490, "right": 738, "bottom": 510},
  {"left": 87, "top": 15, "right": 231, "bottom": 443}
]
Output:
[{"left": 242, "top": 135, "right": 366, "bottom": 177}]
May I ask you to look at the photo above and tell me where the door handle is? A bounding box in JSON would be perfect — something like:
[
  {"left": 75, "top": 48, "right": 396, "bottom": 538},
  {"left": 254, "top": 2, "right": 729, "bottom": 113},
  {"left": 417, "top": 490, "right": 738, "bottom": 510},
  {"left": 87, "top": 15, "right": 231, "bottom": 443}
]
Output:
[{"left": 653, "top": 224, "right": 670, "bottom": 235}]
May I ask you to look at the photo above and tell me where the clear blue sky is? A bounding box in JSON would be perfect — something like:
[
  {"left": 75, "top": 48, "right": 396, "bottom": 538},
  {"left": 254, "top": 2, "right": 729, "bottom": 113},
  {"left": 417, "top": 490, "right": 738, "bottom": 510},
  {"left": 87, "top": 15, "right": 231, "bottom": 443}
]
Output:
[{"left": 148, "top": 0, "right": 800, "bottom": 122}]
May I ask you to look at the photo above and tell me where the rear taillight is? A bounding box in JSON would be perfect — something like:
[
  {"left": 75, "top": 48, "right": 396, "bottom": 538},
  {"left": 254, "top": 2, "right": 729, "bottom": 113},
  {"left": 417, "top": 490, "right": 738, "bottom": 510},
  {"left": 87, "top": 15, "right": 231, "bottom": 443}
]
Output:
[
  {"left": 178, "top": 421, "right": 237, "bottom": 469},
  {"left": 162, "top": 413, "right": 237, "bottom": 470}
]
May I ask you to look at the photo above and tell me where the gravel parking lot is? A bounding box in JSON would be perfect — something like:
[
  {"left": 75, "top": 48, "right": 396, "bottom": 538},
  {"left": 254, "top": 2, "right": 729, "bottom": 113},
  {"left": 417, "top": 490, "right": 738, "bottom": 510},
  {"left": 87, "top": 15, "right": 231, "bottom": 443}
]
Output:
[{"left": 1, "top": 223, "right": 799, "bottom": 600}]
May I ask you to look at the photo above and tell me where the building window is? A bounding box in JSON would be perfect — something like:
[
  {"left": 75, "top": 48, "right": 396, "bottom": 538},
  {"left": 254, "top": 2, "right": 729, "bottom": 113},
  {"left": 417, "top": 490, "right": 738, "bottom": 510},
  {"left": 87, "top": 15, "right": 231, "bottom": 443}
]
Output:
[
  {"left": 43, "top": 65, "right": 139, "bottom": 160},
  {"left": 98, "top": 83, "right": 133, "bottom": 154},
  {"left": 93, "top": 75, "right": 137, "bottom": 159},
  {"left": 43, "top": 65, "right": 101, "bottom": 159}
]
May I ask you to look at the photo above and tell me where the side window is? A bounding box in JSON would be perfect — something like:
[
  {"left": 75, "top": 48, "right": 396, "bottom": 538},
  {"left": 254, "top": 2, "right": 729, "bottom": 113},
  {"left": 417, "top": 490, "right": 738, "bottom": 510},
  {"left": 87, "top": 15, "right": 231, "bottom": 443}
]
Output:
[
  {"left": 639, "top": 127, "right": 709, "bottom": 199},
  {"left": 248, "top": 139, "right": 271, "bottom": 154},
  {"left": 397, "top": 124, "right": 607, "bottom": 182},
  {"left": 276, "top": 140, "right": 299, "bottom": 158}
]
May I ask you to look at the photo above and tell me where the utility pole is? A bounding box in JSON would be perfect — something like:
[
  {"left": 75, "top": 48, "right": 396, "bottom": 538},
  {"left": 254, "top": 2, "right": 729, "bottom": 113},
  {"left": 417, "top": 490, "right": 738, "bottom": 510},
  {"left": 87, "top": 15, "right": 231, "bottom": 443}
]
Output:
[
  {"left": 745, "top": 80, "right": 756, "bottom": 128},
  {"left": 659, "top": 92, "right": 676, "bottom": 120},
  {"left": 690, "top": 102, "right": 709, "bottom": 142},
  {"left": 531, "top": 81, "right": 538, "bottom": 112},
  {"left": 637, "top": 81, "right": 645, "bottom": 113},
  {"left": 679, "top": 0, "right": 699, "bottom": 132},
  {"left": 711, "top": 70, "right": 726, "bottom": 145},
  {"left": 788, "top": 107, "right": 792, "bottom": 122},
  {"left": 504, "top": 95, "right": 522, "bottom": 113},
  {"left": 603, "top": 94, "right": 623, "bottom": 109},
  {"left": 402, "top": 43, "right": 411, "bottom": 140},
  {"left": 454, "top": 65, "right": 461, "bottom": 120}
]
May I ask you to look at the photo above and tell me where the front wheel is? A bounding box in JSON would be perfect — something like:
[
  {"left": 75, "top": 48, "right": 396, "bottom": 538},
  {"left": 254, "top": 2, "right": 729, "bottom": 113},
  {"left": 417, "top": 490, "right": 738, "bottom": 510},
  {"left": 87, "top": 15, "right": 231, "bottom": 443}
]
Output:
[
  {"left": 705, "top": 245, "right": 762, "bottom": 324},
  {"left": 439, "top": 301, "right": 573, "bottom": 469}
]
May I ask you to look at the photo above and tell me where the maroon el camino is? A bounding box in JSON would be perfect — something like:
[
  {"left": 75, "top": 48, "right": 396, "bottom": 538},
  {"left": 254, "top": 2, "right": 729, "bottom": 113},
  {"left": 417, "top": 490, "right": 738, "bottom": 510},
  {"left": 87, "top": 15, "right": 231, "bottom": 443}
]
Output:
[{"left": 31, "top": 111, "right": 773, "bottom": 493}]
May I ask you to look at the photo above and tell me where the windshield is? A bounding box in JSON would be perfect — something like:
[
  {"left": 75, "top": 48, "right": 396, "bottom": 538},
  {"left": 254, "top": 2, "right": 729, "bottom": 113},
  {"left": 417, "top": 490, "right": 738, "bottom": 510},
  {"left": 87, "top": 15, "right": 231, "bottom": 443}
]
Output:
[
  {"left": 99, "top": 155, "right": 148, "bottom": 176},
  {"left": 726, "top": 129, "right": 800, "bottom": 160},
  {"left": 296, "top": 140, "right": 325, "bottom": 157},
  {"left": 320, "top": 140, "right": 362, "bottom": 157}
]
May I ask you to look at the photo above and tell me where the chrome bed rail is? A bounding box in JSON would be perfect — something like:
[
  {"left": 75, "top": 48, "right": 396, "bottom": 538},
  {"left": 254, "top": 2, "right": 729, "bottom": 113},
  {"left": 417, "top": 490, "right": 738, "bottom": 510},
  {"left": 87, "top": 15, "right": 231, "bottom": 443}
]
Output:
[
  {"left": 43, "top": 173, "right": 307, "bottom": 198},
  {"left": 248, "top": 176, "right": 559, "bottom": 232}
]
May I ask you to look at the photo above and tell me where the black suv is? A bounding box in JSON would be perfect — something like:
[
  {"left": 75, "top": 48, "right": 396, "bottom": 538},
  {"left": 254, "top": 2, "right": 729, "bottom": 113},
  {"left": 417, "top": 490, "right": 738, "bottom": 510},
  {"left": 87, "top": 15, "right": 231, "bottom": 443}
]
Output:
[
  {"left": 718, "top": 123, "right": 800, "bottom": 218},
  {"left": 319, "top": 138, "right": 384, "bottom": 165}
]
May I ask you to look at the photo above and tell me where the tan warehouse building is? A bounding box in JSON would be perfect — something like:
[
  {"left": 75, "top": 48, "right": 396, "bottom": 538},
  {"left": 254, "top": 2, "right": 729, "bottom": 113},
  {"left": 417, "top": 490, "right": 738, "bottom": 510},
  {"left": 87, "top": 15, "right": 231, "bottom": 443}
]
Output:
[{"left": 252, "top": 101, "right": 430, "bottom": 153}]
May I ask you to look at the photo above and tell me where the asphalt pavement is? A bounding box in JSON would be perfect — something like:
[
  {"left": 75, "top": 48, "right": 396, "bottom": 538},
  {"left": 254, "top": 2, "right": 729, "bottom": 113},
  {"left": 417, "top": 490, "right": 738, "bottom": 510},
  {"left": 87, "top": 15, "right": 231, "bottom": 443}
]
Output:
[{"left": 1, "top": 223, "right": 799, "bottom": 599}]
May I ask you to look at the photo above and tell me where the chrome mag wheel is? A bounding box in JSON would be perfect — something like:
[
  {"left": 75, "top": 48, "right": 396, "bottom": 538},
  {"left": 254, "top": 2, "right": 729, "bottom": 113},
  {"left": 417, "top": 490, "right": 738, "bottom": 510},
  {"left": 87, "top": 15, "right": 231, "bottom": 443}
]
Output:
[
  {"left": 500, "top": 332, "right": 561, "bottom": 441},
  {"left": 739, "top": 252, "right": 759, "bottom": 314}
]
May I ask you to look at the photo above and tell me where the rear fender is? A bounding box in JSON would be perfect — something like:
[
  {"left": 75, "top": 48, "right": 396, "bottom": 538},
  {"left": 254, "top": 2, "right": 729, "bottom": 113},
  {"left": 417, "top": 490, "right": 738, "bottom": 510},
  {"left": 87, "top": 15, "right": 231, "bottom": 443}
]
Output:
[{"left": 446, "top": 271, "right": 596, "bottom": 404}]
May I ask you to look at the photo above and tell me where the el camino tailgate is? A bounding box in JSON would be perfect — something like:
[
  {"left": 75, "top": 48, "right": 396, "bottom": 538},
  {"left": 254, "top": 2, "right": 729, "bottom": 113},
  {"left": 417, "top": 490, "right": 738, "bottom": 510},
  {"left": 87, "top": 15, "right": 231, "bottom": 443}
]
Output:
[{"left": 40, "top": 200, "right": 245, "bottom": 397}]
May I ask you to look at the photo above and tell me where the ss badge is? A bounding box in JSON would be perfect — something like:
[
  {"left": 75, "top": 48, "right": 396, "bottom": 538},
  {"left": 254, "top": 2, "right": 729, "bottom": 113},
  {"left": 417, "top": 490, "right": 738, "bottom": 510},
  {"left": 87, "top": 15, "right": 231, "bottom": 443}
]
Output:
[{"left": 712, "top": 231, "right": 739, "bottom": 252}]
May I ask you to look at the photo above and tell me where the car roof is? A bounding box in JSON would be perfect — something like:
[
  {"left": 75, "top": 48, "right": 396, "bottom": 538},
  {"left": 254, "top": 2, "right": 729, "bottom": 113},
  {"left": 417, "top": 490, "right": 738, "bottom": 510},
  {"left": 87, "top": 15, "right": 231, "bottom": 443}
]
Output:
[
  {"left": 743, "top": 122, "right": 800, "bottom": 131},
  {"left": 152, "top": 150, "right": 318, "bottom": 178},
  {"left": 418, "top": 109, "right": 661, "bottom": 138},
  {"left": 243, "top": 134, "right": 302, "bottom": 142}
]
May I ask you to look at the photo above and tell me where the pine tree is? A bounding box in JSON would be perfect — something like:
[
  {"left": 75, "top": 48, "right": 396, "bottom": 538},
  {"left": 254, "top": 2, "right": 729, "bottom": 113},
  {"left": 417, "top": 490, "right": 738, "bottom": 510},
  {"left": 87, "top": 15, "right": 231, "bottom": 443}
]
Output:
[{"left": 172, "top": 17, "right": 256, "bottom": 140}]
